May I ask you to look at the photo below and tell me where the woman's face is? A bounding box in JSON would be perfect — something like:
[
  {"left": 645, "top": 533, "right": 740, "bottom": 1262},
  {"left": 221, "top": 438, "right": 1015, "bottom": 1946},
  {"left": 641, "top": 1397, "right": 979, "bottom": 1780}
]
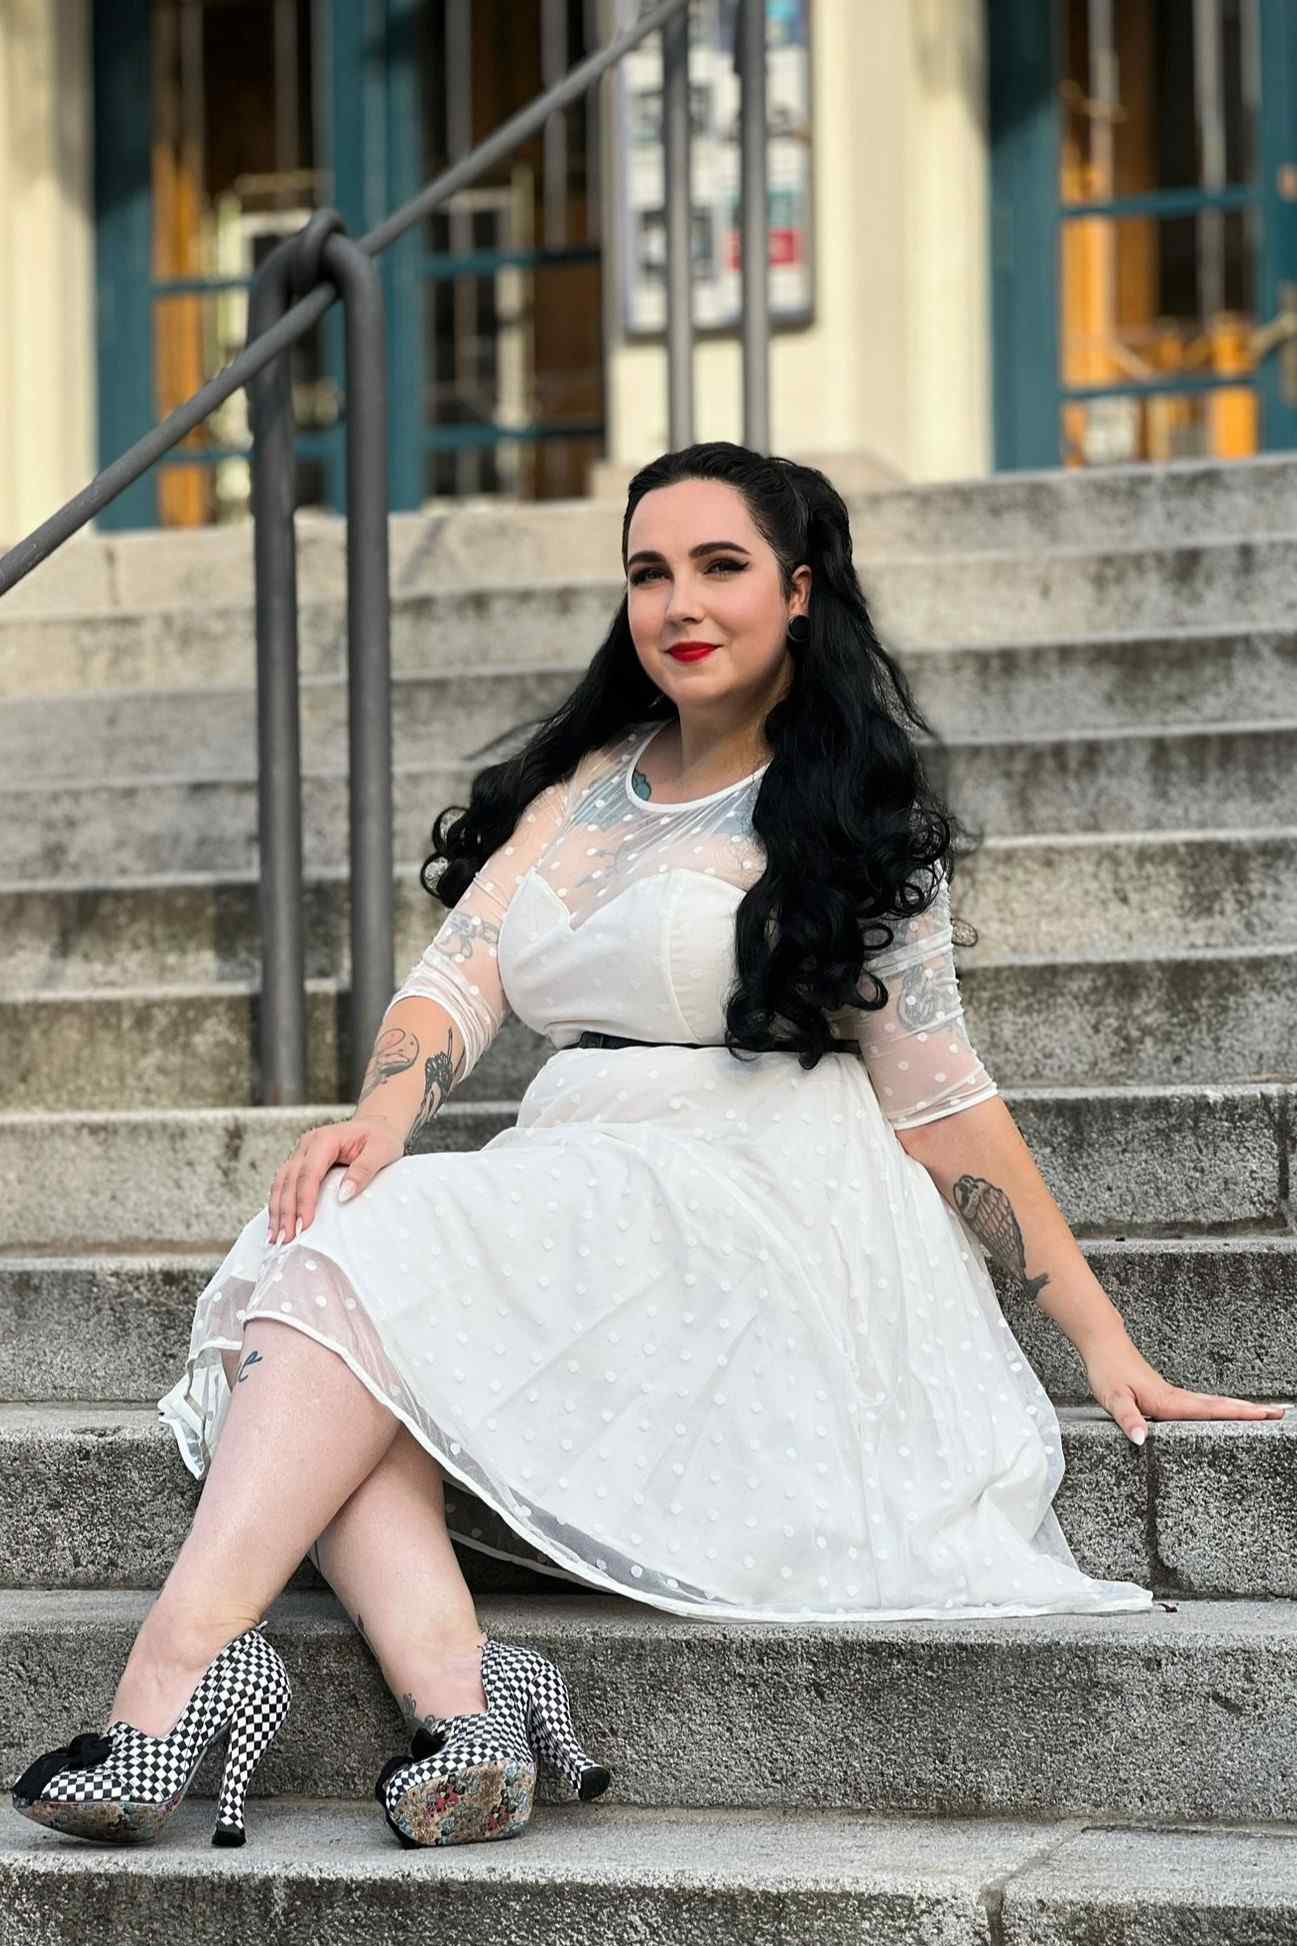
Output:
[{"left": 624, "top": 477, "right": 810, "bottom": 716}]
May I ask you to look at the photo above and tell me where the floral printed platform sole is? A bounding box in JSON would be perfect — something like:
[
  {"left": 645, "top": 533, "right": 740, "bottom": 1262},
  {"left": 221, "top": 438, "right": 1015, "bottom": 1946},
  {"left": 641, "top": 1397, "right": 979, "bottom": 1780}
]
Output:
[
  {"left": 382, "top": 1740, "right": 537, "bottom": 1846},
  {"left": 10, "top": 1621, "right": 292, "bottom": 1847},
  {"left": 375, "top": 1635, "right": 611, "bottom": 1848}
]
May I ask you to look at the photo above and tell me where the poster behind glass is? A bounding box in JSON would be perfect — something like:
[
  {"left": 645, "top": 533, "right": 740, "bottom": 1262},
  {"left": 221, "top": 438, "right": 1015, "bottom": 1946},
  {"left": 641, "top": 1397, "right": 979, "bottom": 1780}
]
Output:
[{"left": 615, "top": 0, "right": 814, "bottom": 336}]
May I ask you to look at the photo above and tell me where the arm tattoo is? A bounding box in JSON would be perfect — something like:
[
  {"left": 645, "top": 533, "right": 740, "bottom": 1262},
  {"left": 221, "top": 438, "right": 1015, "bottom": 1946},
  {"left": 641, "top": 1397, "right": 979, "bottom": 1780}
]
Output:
[
  {"left": 357, "top": 1026, "right": 419, "bottom": 1107},
  {"left": 235, "top": 1349, "right": 264, "bottom": 1383},
  {"left": 404, "top": 1023, "right": 466, "bottom": 1156},
  {"left": 895, "top": 954, "right": 959, "bottom": 1031},
  {"left": 952, "top": 1174, "right": 1052, "bottom": 1301}
]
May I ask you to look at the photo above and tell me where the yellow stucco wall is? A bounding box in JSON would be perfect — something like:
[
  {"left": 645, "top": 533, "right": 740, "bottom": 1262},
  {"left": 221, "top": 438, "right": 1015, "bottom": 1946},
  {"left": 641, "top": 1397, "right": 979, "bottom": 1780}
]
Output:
[
  {"left": 0, "top": 0, "right": 95, "bottom": 547},
  {"left": 596, "top": 0, "right": 991, "bottom": 486}
]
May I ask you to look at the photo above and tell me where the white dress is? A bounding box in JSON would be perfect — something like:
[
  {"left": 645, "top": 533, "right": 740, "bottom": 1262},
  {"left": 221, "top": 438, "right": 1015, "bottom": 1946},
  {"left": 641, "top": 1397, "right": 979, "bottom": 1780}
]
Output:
[{"left": 158, "top": 720, "right": 1155, "bottom": 1625}]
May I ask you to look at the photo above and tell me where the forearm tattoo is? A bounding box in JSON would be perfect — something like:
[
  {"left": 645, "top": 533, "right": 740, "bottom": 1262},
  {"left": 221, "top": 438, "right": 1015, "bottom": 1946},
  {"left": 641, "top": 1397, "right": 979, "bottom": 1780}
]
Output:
[
  {"left": 404, "top": 1023, "right": 465, "bottom": 1157},
  {"left": 357, "top": 1026, "right": 420, "bottom": 1107},
  {"left": 952, "top": 1174, "right": 1052, "bottom": 1300}
]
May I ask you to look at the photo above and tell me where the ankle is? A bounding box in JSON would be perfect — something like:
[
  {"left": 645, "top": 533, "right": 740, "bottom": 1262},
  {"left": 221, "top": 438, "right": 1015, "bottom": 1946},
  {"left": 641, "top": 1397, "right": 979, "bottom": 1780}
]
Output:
[
  {"left": 397, "top": 1631, "right": 488, "bottom": 1722},
  {"left": 137, "top": 1602, "right": 261, "bottom": 1675}
]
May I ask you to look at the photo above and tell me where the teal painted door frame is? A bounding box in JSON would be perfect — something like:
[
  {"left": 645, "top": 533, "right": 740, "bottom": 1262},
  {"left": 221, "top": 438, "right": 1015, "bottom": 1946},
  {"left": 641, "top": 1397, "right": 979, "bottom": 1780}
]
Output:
[
  {"left": 325, "top": 0, "right": 426, "bottom": 513},
  {"left": 92, "top": 0, "right": 156, "bottom": 530},
  {"left": 92, "top": 0, "right": 604, "bottom": 525},
  {"left": 988, "top": 0, "right": 1297, "bottom": 470}
]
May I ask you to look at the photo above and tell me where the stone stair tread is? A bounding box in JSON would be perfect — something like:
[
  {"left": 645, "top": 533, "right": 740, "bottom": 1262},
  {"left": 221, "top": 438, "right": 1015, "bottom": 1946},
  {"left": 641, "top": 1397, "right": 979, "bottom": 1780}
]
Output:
[
  {"left": 7, "top": 936, "right": 1296, "bottom": 1000},
  {"left": 0, "top": 1075, "right": 1290, "bottom": 1124},
  {"left": 8, "top": 714, "right": 1297, "bottom": 790},
  {"left": 3, "top": 1398, "right": 1291, "bottom": 1438},
  {"left": 4, "top": 1796, "right": 1296, "bottom": 1942},
  {"left": 2, "top": 1228, "right": 1290, "bottom": 1266},
  {"left": 5, "top": 1584, "right": 1297, "bottom": 1818}
]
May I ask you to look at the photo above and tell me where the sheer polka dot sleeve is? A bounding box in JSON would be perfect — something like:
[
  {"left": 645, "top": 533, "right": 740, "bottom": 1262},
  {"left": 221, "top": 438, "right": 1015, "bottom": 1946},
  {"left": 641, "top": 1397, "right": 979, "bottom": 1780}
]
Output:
[
  {"left": 847, "top": 867, "right": 998, "bottom": 1131},
  {"left": 380, "top": 772, "right": 573, "bottom": 1082}
]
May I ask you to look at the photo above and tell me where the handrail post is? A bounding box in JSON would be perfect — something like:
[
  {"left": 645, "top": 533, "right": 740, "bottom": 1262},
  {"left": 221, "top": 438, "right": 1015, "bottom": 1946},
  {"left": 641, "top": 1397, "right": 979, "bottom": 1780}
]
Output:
[
  {"left": 248, "top": 211, "right": 394, "bottom": 1114},
  {"left": 316, "top": 232, "right": 394, "bottom": 1108},
  {"left": 662, "top": 0, "right": 695, "bottom": 447},
  {"left": 737, "top": 0, "right": 771, "bottom": 452},
  {"left": 247, "top": 236, "right": 309, "bottom": 1106}
]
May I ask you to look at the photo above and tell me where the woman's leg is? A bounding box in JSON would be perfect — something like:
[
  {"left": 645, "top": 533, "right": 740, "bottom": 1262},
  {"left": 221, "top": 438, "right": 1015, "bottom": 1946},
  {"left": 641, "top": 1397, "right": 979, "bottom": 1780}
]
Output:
[
  {"left": 308, "top": 1423, "right": 490, "bottom": 1728},
  {"left": 108, "top": 1317, "right": 403, "bottom": 1736}
]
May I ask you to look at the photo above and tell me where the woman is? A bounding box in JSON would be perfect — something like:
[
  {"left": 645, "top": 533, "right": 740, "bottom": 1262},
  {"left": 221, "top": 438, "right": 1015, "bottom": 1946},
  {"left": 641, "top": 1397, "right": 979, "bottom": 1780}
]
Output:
[{"left": 12, "top": 442, "right": 1284, "bottom": 1852}]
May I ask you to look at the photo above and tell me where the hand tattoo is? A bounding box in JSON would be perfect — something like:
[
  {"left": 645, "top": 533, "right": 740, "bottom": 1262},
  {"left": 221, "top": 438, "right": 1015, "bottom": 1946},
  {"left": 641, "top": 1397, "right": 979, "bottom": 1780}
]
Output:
[{"left": 952, "top": 1174, "right": 1052, "bottom": 1300}]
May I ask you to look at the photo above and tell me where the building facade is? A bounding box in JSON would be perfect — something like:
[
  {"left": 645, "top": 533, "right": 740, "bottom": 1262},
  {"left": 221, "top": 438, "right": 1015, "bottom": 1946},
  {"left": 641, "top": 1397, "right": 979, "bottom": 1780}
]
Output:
[{"left": 0, "top": 0, "right": 1293, "bottom": 543}]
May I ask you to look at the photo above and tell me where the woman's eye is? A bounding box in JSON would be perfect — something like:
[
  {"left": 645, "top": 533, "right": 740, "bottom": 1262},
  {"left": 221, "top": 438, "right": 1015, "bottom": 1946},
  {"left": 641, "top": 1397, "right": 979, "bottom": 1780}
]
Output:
[{"left": 630, "top": 560, "right": 742, "bottom": 585}]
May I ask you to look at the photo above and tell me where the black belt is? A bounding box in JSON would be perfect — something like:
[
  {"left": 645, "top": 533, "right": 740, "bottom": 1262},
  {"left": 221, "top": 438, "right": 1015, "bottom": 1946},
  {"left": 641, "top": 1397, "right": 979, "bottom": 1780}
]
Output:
[{"left": 575, "top": 1030, "right": 859, "bottom": 1052}]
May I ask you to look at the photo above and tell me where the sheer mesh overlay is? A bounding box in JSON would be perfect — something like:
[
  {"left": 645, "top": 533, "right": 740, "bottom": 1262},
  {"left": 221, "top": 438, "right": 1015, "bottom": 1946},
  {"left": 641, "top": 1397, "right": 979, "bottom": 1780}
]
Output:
[{"left": 158, "top": 720, "right": 1154, "bottom": 1627}]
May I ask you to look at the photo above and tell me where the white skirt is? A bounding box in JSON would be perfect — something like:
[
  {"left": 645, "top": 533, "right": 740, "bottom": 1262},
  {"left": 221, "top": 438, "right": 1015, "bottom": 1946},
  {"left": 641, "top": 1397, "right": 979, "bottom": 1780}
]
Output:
[{"left": 158, "top": 1041, "right": 1155, "bottom": 1625}]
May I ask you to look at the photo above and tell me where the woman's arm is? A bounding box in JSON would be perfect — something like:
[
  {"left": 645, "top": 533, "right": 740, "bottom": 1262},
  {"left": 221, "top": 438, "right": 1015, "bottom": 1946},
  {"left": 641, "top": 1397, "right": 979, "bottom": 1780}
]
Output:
[
  {"left": 895, "top": 1094, "right": 1288, "bottom": 1440},
  {"left": 894, "top": 1093, "right": 1131, "bottom": 1361}
]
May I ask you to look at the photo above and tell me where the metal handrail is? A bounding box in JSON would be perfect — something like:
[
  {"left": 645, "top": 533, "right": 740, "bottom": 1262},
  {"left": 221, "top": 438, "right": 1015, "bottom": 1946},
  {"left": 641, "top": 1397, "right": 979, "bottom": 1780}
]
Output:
[{"left": 0, "top": 0, "right": 772, "bottom": 1107}]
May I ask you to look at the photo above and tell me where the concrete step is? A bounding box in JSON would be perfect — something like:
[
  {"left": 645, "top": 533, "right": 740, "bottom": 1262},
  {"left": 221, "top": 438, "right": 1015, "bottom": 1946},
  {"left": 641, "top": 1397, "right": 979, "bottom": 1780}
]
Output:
[
  {"left": 2, "top": 722, "right": 1290, "bottom": 884},
  {"left": 956, "top": 828, "right": 1297, "bottom": 956},
  {"left": 5, "top": 453, "right": 1296, "bottom": 621},
  {"left": 3, "top": 942, "right": 1293, "bottom": 1113},
  {"left": 8, "top": 1800, "right": 1296, "bottom": 1946},
  {"left": 4, "top": 832, "right": 1291, "bottom": 1001},
  {"left": 4, "top": 1587, "right": 1297, "bottom": 1822},
  {"left": 1, "top": 1082, "right": 1292, "bottom": 1253},
  {"left": 2, "top": 1401, "right": 1290, "bottom": 1601},
  {"left": 2, "top": 626, "right": 1293, "bottom": 784},
  {"left": 4, "top": 1238, "right": 1293, "bottom": 1410},
  {"left": 925, "top": 720, "right": 1296, "bottom": 837},
  {"left": 5, "top": 533, "right": 1297, "bottom": 700}
]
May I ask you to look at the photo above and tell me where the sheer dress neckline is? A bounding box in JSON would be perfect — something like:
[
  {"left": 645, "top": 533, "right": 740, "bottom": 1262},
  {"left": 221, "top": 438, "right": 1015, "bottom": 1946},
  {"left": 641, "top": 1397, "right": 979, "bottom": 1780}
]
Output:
[{"left": 624, "top": 720, "right": 772, "bottom": 813}]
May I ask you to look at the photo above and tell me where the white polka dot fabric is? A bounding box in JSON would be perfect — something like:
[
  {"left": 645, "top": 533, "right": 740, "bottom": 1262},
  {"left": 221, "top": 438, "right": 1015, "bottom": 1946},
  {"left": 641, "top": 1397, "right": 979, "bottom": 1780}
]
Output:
[{"left": 157, "top": 722, "right": 1154, "bottom": 1624}]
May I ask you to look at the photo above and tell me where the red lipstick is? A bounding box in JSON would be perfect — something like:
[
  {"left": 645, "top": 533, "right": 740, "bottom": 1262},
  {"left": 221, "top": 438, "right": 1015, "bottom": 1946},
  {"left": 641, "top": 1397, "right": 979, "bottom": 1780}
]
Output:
[{"left": 667, "top": 643, "right": 717, "bottom": 661}]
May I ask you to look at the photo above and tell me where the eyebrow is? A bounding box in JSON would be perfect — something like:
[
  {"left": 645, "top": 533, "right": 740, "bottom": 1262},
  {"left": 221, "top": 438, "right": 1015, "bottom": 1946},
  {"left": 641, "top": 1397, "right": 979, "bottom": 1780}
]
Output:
[{"left": 625, "top": 540, "right": 752, "bottom": 568}]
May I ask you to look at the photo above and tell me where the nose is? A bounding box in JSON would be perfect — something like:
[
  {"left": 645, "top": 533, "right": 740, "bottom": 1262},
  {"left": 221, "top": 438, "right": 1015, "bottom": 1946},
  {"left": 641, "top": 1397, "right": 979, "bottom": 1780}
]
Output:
[{"left": 664, "top": 573, "right": 705, "bottom": 626}]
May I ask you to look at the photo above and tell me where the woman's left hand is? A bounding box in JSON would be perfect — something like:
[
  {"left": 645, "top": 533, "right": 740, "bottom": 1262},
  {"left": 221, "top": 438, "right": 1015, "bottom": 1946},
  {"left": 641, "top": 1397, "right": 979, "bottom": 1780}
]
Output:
[{"left": 1083, "top": 1333, "right": 1289, "bottom": 1445}]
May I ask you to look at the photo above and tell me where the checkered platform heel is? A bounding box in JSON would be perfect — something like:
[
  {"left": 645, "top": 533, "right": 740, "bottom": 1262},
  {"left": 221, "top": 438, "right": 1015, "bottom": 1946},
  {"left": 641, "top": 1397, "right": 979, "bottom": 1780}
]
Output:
[
  {"left": 374, "top": 1635, "right": 612, "bottom": 1848},
  {"left": 10, "top": 1620, "right": 292, "bottom": 1848}
]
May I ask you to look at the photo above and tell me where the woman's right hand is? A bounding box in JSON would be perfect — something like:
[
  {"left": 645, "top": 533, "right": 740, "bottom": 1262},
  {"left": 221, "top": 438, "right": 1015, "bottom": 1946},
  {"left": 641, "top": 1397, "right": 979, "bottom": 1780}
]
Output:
[{"left": 266, "top": 1113, "right": 407, "bottom": 1245}]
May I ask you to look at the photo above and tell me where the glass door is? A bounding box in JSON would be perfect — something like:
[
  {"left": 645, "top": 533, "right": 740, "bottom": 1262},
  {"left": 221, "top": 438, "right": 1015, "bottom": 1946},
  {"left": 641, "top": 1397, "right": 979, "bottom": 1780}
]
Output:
[{"left": 990, "top": 0, "right": 1297, "bottom": 469}]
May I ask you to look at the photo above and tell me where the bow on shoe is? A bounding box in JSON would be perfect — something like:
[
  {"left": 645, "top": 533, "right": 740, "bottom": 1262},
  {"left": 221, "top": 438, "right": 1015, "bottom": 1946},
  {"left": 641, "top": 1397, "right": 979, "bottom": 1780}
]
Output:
[
  {"left": 372, "top": 1723, "right": 447, "bottom": 1805},
  {"left": 13, "top": 1731, "right": 113, "bottom": 1803}
]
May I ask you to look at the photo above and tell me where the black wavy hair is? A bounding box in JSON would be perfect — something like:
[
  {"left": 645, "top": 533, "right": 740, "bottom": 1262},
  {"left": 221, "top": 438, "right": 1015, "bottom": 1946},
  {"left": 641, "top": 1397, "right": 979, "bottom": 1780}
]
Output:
[{"left": 420, "top": 439, "right": 981, "bottom": 1070}]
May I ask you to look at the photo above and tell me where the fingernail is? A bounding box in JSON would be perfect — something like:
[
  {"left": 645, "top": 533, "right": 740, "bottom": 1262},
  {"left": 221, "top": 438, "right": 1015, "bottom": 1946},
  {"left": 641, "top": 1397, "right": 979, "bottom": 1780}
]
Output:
[
  {"left": 338, "top": 1181, "right": 355, "bottom": 1203},
  {"left": 277, "top": 1227, "right": 286, "bottom": 1245},
  {"left": 295, "top": 1217, "right": 303, "bottom": 1238},
  {"left": 1131, "top": 1426, "right": 1147, "bottom": 1446}
]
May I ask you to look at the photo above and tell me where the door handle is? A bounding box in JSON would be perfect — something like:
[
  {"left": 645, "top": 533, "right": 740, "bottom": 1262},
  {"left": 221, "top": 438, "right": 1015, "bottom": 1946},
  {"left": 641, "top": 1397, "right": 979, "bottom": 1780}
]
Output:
[{"left": 1249, "top": 282, "right": 1297, "bottom": 405}]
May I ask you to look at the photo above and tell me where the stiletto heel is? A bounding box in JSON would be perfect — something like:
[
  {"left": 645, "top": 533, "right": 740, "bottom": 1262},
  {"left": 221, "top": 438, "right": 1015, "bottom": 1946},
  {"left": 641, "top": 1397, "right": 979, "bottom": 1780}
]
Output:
[
  {"left": 10, "top": 1620, "right": 292, "bottom": 1848},
  {"left": 525, "top": 1655, "right": 613, "bottom": 1801},
  {"left": 374, "top": 1634, "right": 611, "bottom": 1847},
  {"left": 212, "top": 1656, "right": 294, "bottom": 1845}
]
